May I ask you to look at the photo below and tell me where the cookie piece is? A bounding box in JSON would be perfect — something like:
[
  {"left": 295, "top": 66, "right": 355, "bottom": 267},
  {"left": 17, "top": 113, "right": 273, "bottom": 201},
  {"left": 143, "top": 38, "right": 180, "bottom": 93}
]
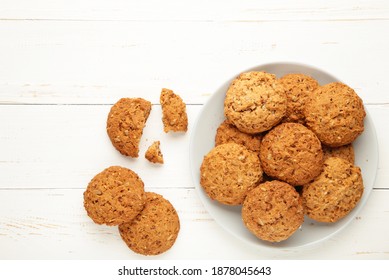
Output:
[
  {"left": 259, "top": 122, "right": 323, "bottom": 186},
  {"left": 304, "top": 82, "right": 365, "bottom": 147},
  {"left": 200, "top": 143, "right": 263, "bottom": 205},
  {"left": 279, "top": 73, "right": 319, "bottom": 124},
  {"left": 323, "top": 144, "right": 355, "bottom": 164},
  {"left": 224, "top": 71, "right": 287, "bottom": 134},
  {"left": 145, "top": 141, "right": 164, "bottom": 164},
  {"left": 119, "top": 192, "right": 180, "bottom": 256},
  {"left": 215, "top": 119, "right": 262, "bottom": 153},
  {"left": 83, "top": 166, "right": 146, "bottom": 226},
  {"left": 160, "top": 88, "right": 188, "bottom": 132},
  {"left": 107, "top": 98, "right": 152, "bottom": 157},
  {"left": 242, "top": 180, "right": 304, "bottom": 242},
  {"left": 302, "top": 157, "right": 364, "bottom": 223}
]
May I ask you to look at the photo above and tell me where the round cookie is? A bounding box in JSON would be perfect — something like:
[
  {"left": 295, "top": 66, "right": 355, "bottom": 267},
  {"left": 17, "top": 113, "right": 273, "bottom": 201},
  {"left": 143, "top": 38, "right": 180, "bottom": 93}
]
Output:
[
  {"left": 224, "top": 71, "right": 287, "bottom": 134},
  {"left": 259, "top": 122, "right": 323, "bottom": 186},
  {"left": 302, "top": 157, "right": 364, "bottom": 223},
  {"left": 304, "top": 82, "right": 365, "bottom": 147},
  {"left": 242, "top": 180, "right": 304, "bottom": 242},
  {"left": 215, "top": 119, "right": 262, "bottom": 153},
  {"left": 200, "top": 143, "right": 263, "bottom": 205},
  {"left": 119, "top": 192, "right": 180, "bottom": 256},
  {"left": 323, "top": 143, "right": 355, "bottom": 164},
  {"left": 107, "top": 98, "right": 152, "bottom": 157},
  {"left": 83, "top": 166, "right": 146, "bottom": 226},
  {"left": 279, "top": 73, "right": 319, "bottom": 124}
]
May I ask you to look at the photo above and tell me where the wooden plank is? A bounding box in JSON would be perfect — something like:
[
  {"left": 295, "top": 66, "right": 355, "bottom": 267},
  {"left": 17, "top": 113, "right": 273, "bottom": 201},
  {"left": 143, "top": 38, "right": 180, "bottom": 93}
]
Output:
[
  {"left": 0, "top": 0, "right": 388, "bottom": 21},
  {"left": 0, "top": 104, "right": 387, "bottom": 189},
  {"left": 0, "top": 188, "right": 388, "bottom": 259},
  {"left": 0, "top": 20, "right": 388, "bottom": 104}
]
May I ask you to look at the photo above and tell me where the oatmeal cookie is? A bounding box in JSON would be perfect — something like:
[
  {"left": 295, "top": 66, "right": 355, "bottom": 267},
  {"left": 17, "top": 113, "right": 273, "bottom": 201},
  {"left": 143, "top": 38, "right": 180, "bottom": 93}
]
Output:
[
  {"left": 304, "top": 82, "right": 365, "bottom": 147},
  {"left": 224, "top": 71, "right": 287, "bottom": 134},
  {"left": 259, "top": 122, "right": 323, "bottom": 186},
  {"left": 119, "top": 192, "right": 180, "bottom": 255},
  {"left": 302, "top": 157, "right": 364, "bottom": 223},
  {"left": 215, "top": 119, "right": 262, "bottom": 153},
  {"left": 83, "top": 166, "right": 146, "bottom": 226},
  {"left": 160, "top": 88, "right": 188, "bottom": 132},
  {"left": 242, "top": 180, "right": 304, "bottom": 242},
  {"left": 200, "top": 143, "right": 263, "bottom": 205},
  {"left": 107, "top": 98, "right": 152, "bottom": 157},
  {"left": 279, "top": 73, "right": 319, "bottom": 124},
  {"left": 145, "top": 141, "right": 164, "bottom": 164},
  {"left": 323, "top": 143, "right": 355, "bottom": 164}
]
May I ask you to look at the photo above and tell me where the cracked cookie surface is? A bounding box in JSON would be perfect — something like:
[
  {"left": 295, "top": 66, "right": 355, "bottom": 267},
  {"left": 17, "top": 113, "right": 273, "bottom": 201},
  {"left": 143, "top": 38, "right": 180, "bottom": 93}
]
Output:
[
  {"left": 242, "top": 180, "right": 304, "bottom": 242},
  {"left": 224, "top": 71, "right": 287, "bottom": 134},
  {"left": 302, "top": 157, "right": 364, "bottom": 223},
  {"left": 200, "top": 143, "right": 263, "bottom": 205},
  {"left": 83, "top": 166, "right": 146, "bottom": 226},
  {"left": 119, "top": 192, "right": 180, "bottom": 256}
]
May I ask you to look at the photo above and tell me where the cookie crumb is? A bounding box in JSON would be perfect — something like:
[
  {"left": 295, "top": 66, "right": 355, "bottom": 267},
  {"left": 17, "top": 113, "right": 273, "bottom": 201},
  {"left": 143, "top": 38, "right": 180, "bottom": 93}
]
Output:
[{"left": 145, "top": 141, "right": 164, "bottom": 164}]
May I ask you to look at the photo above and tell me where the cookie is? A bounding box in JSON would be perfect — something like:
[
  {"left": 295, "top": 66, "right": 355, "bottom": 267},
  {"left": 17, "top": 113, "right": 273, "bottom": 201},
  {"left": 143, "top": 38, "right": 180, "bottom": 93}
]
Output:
[
  {"left": 83, "top": 166, "right": 146, "bottom": 226},
  {"left": 323, "top": 143, "right": 355, "bottom": 164},
  {"left": 215, "top": 119, "right": 262, "bottom": 153},
  {"left": 224, "top": 71, "right": 287, "bottom": 134},
  {"left": 242, "top": 180, "right": 304, "bottom": 242},
  {"left": 160, "top": 88, "right": 188, "bottom": 132},
  {"left": 302, "top": 157, "right": 364, "bottom": 223},
  {"left": 279, "top": 73, "right": 319, "bottom": 124},
  {"left": 119, "top": 192, "right": 180, "bottom": 256},
  {"left": 107, "top": 98, "right": 152, "bottom": 157},
  {"left": 259, "top": 122, "right": 323, "bottom": 186},
  {"left": 145, "top": 141, "right": 164, "bottom": 164},
  {"left": 304, "top": 82, "right": 365, "bottom": 147},
  {"left": 200, "top": 143, "right": 263, "bottom": 205}
]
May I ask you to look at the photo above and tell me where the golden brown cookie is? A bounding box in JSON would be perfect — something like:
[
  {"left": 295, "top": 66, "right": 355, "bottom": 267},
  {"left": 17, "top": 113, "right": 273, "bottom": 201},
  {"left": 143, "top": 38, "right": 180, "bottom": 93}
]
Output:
[
  {"left": 304, "top": 82, "right": 365, "bottom": 147},
  {"left": 242, "top": 180, "right": 304, "bottom": 242},
  {"left": 200, "top": 143, "right": 263, "bottom": 205},
  {"left": 160, "top": 88, "right": 188, "bottom": 132},
  {"left": 215, "top": 119, "right": 262, "bottom": 153},
  {"left": 107, "top": 98, "right": 152, "bottom": 157},
  {"left": 224, "top": 71, "right": 287, "bottom": 134},
  {"left": 323, "top": 144, "right": 355, "bottom": 164},
  {"left": 259, "top": 122, "right": 323, "bottom": 186},
  {"left": 302, "top": 157, "right": 364, "bottom": 223},
  {"left": 145, "top": 141, "right": 164, "bottom": 164},
  {"left": 279, "top": 73, "right": 319, "bottom": 124},
  {"left": 83, "top": 166, "right": 146, "bottom": 226},
  {"left": 119, "top": 192, "right": 180, "bottom": 256}
]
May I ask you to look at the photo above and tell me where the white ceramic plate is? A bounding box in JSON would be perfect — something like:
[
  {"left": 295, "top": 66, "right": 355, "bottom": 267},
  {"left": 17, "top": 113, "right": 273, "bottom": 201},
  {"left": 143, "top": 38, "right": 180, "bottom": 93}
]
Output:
[{"left": 189, "top": 62, "right": 378, "bottom": 250}]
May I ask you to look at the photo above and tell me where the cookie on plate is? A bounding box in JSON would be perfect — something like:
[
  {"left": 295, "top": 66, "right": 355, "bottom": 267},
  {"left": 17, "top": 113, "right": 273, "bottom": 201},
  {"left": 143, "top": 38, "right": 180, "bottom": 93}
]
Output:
[
  {"left": 323, "top": 143, "right": 355, "bottom": 164},
  {"left": 107, "top": 98, "right": 152, "bottom": 157},
  {"left": 83, "top": 166, "right": 146, "bottom": 226},
  {"left": 145, "top": 141, "right": 164, "bottom": 164},
  {"left": 200, "top": 143, "right": 263, "bottom": 205},
  {"left": 242, "top": 180, "right": 304, "bottom": 242},
  {"left": 119, "top": 192, "right": 180, "bottom": 256},
  {"left": 224, "top": 71, "right": 287, "bottom": 134},
  {"left": 160, "top": 88, "right": 188, "bottom": 133},
  {"left": 215, "top": 119, "right": 262, "bottom": 153},
  {"left": 304, "top": 82, "right": 365, "bottom": 147},
  {"left": 302, "top": 157, "right": 364, "bottom": 223},
  {"left": 259, "top": 122, "right": 323, "bottom": 186},
  {"left": 279, "top": 73, "right": 319, "bottom": 124}
]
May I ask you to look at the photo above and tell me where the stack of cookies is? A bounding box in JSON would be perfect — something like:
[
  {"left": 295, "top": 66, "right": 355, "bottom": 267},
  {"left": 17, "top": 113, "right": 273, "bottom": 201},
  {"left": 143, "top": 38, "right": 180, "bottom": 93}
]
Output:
[
  {"left": 83, "top": 88, "right": 188, "bottom": 255},
  {"left": 200, "top": 71, "right": 365, "bottom": 243}
]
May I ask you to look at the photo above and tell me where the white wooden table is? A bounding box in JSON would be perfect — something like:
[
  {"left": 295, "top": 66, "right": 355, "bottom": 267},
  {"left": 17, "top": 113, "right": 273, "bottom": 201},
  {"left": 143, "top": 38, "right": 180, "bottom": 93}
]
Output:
[{"left": 0, "top": 0, "right": 388, "bottom": 260}]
